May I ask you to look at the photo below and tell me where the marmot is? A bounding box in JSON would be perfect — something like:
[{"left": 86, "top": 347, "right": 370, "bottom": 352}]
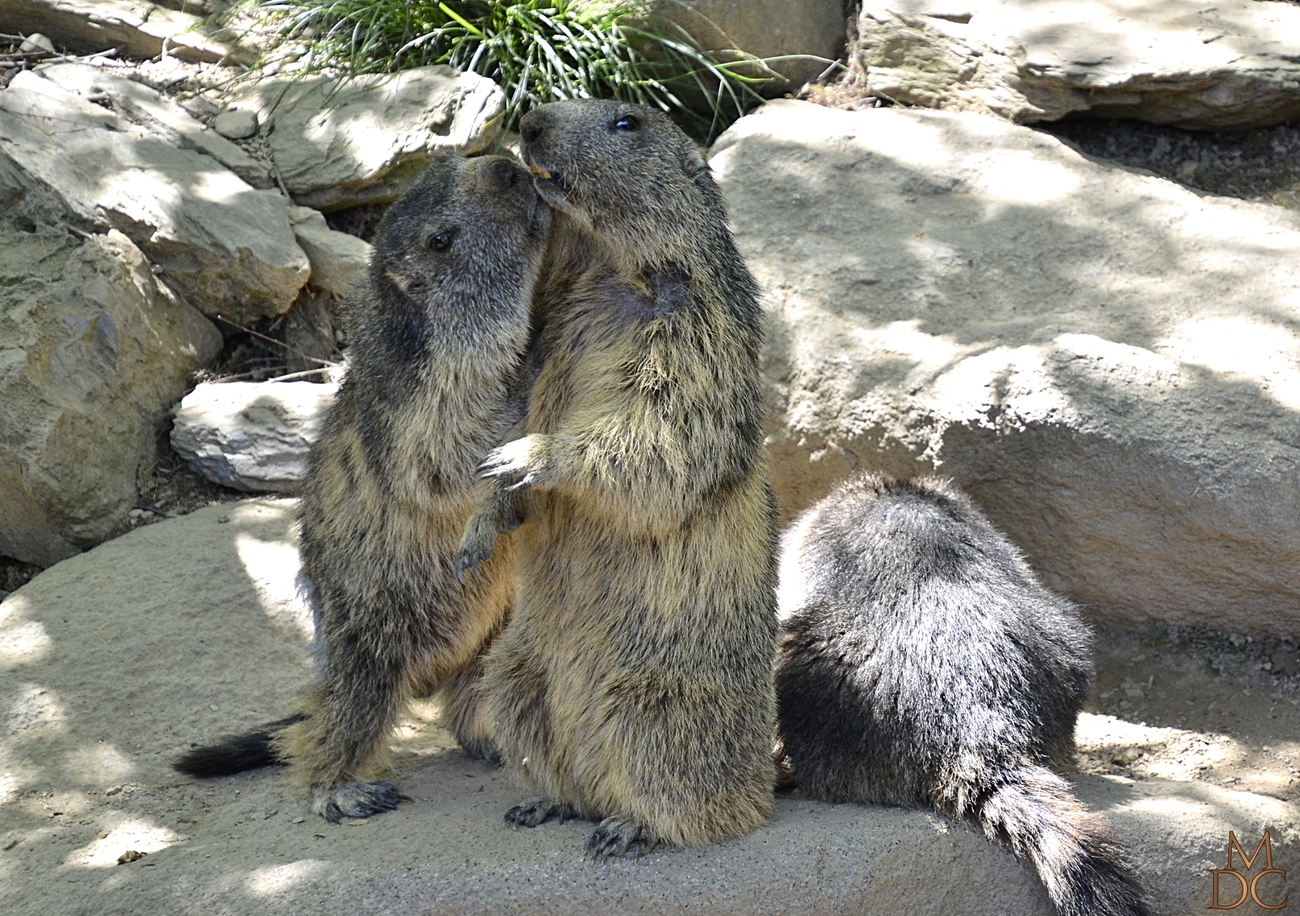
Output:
[
  {"left": 174, "top": 150, "right": 552, "bottom": 822},
  {"left": 455, "top": 99, "right": 779, "bottom": 858},
  {"left": 775, "top": 474, "right": 1148, "bottom": 916}
]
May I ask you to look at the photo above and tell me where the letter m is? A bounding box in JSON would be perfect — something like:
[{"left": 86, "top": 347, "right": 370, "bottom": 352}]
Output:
[{"left": 1226, "top": 830, "right": 1276, "bottom": 872}]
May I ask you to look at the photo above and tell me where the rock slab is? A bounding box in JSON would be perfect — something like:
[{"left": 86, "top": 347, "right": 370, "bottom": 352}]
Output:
[
  {"left": 0, "top": 68, "right": 309, "bottom": 323},
  {"left": 712, "top": 99, "right": 1300, "bottom": 636},
  {"left": 232, "top": 67, "right": 506, "bottom": 212},
  {"left": 2, "top": 499, "right": 1292, "bottom": 916},
  {"left": 0, "top": 181, "right": 221, "bottom": 566},
  {"left": 171, "top": 381, "right": 339, "bottom": 493},
  {"left": 0, "top": 0, "right": 237, "bottom": 63},
  {"left": 34, "top": 63, "right": 272, "bottom": 190},
  {"left": 854, "top": 0, "right": 1300, "bottom": 129}
]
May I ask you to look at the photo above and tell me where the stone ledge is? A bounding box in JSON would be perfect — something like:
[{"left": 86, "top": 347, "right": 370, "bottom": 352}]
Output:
[{"left": 0, "top": 500, "right": 1292, "bottom": 915}]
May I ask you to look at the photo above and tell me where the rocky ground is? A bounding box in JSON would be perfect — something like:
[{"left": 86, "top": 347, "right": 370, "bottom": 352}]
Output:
[
  {"left": 1, "top": 501, "right": 1293, "bottom": 916},
  {"left": 1045, "top": 115, "right": 1300, "bottom": 208},
  {"left": 1085, "top": 627, "right": 1300, "bottom": 808}
]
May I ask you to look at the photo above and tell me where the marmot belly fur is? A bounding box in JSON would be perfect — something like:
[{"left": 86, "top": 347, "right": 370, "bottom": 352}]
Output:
[
  {"left": 775, "top": 474, "right": 1148, "bottom": 916},
  {"left": 456, "top": 99, "right": 779, "bottom": 858},
  {"left": 174, "top": 151, "right": 551, "bottom": 822}
]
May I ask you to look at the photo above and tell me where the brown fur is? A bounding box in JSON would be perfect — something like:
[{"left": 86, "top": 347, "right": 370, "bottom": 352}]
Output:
[
  {"left": 174, "top": 151, "right": 551, "bottom": 822},
  {"left": 456, "top": 99, "right": 779, "bottom": 857}
]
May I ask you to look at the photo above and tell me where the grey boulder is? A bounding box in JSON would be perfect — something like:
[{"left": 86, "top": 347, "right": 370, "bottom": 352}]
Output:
[
  {"left": 288, "top": 206, "right": 372, "bottom": 299},
  {"left": 170, "top": 380, "right": 338, "bottom": 493},
  {"left": 853, "top": 0, "right": 1300, "bottom": 129},
  {"left": 0, "top": 205, "right": 221, "bottom": 566},
  {"left": 713, "top": 99, "right": 1300, "bottom": 636},
  {"left": 641, "top": 0, "right": 847, "bottom": 89},
  {"left": 230, "top": 67, "right": 506, "bottom": 211}
]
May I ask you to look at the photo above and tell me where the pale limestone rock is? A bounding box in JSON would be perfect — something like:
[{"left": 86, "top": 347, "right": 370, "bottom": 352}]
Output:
[
  {"left": 0, "top": 70, "right": 309, "bottom": 323},
  {"left": 288, "top": 206, "right": 371, "bottom": 299},
  {"left": 0, "top": 0, "right": 237, "bottom": 63},
  {"left": 1, "top": 497, "right": 1293, "bottom": 913},
  {"left": 213, "top": 107, "right": 258, "bottom": 141},
  {"left": 712, "top": 99, "right": 1300, "bottom": 636},
  {"left": 19, "top": 32, "right": 54, "bottom": 53},
  {"left": 853, "top": 0, "right": 1300, "bottom": 129},
  {"left": 230, "top": 67, "right": 505, "bottom": 211},
  {"left": 170, "top": 380, "right": 338, "bottom": 493}
]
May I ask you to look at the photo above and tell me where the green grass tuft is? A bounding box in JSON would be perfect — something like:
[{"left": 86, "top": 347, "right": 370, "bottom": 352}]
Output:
[{"left": 243, "top": 0, "right": 795, "bottom": 137}]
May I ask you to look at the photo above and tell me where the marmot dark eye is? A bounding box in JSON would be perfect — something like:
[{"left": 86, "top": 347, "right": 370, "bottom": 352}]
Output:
[
  {"left": 613, "top": 114, "right": 640, "bottom": 131},
  {"left": 429, "top": 231, "right": 454, "bottom": 251}
]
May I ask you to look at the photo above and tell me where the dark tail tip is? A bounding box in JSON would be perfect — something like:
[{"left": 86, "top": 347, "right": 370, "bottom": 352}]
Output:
[
  {"left": 977, "top": 765, "right": 1149, "bottom": 916},
  {"left": 172, "top": 713, "right": 307, "bottom": 778}
]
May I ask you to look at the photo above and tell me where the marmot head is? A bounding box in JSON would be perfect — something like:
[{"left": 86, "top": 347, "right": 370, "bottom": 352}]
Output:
[
  {"left": 367, "top": 150, "right": 552, "bottom": 353},
  {"left": 518, "top": 100, "right": 724, "bottom": 271}
]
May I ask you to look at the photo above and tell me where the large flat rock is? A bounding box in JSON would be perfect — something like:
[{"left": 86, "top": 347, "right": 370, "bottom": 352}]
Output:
[
  {"left": 711, "top": 99, "right": 1300, "bottom": 636},
  {"left": 1, "top": 500, "right": 1291, "bottom": 915},
  {"left": 34, "top": 63, "right": 272, "bottom": 191},
  {"left": 0, "top": 69, "right": 309, "bottom": 323},
  {"left": 854, "top": 0, "right": 1300, "bottom": 129}
]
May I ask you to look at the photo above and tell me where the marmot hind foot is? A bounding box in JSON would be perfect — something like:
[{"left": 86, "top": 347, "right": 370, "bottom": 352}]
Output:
[
  {"left": 585, "top": 816, "right": 657, "bottom": 861},
  {"left": 504, "top": 797, "right": 578, "bottom": 829},
  {"left": 312, "top": 781, "right": 407, "bottom": 823}
]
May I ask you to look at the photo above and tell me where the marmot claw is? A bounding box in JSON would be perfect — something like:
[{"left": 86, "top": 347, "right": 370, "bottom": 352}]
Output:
[{"left": 584, "top": 816, "right": 656, "bottom": 861}]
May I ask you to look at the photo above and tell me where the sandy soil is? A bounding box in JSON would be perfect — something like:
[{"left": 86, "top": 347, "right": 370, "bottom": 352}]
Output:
[{"left": 1083, "top": 628, "right": 1300, "bottom": 808}]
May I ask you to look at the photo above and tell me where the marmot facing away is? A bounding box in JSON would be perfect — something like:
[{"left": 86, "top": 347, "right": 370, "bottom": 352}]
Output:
[
  {"left": 174, "top": 151, "right": 552, "bottom": 822},
  {"left": 775, "top": 474, "right": 1148, "bottom": 916},
  {"left": 456, "top": 99, "right": 779, "bottom": 858}
]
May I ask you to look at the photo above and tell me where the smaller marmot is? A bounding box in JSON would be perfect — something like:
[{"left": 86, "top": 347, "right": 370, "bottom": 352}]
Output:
[
  {"left": 174, "top": 151, "right": 551, "bottom": 822},
  {"left": 456, "top": 99, "right": 779, "bottom": 859},
  {"left": 775, "top": 474, "right": 1148, "bottom": 916}
]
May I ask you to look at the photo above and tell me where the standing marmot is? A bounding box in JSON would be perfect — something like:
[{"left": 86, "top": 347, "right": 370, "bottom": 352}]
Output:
[
  {"left": 456, "top": 99, "right": 779, "bottom": 859},
  {"left": 775, "top": 474, "right": 1148, "bottom": 916},
  {"left": 174, "top": 151, "right": 552, "bottom": 822}
]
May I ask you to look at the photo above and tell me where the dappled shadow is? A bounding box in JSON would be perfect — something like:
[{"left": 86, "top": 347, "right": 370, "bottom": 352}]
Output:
[
  {"left": 714, "top": 101, "right": 1300, "bottom": 630},
  {"left": 0, "top": 499, "right": 313, "bottom": 911},
  {"left": 0, "top": 67, "right": 307, "bottom": 320}
]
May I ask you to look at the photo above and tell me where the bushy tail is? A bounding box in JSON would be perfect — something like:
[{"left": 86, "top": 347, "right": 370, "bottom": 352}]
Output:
[
  {"left": 173, "top": 713, "right": 307, "bottom": 778},
  {"left": 974, "top": 765, "right": 1149, "bottom": 916}
]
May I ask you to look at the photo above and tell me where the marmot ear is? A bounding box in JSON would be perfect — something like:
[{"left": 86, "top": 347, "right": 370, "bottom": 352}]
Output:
[{"left": 682, "top": 144, "right": 708, "bottom": 179}]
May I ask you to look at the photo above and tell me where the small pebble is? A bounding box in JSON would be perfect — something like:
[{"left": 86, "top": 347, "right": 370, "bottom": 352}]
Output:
[
  {"left": 20, "top": 33, "right": 55, "bottom": 54},
  {"left": 213, "top": 108, "right": 258, "bottom": 140}
]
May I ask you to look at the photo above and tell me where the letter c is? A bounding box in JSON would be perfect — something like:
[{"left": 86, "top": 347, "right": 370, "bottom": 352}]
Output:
[{"left": 1251, "top": 868, "right": 1289, "bottom": 910}]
